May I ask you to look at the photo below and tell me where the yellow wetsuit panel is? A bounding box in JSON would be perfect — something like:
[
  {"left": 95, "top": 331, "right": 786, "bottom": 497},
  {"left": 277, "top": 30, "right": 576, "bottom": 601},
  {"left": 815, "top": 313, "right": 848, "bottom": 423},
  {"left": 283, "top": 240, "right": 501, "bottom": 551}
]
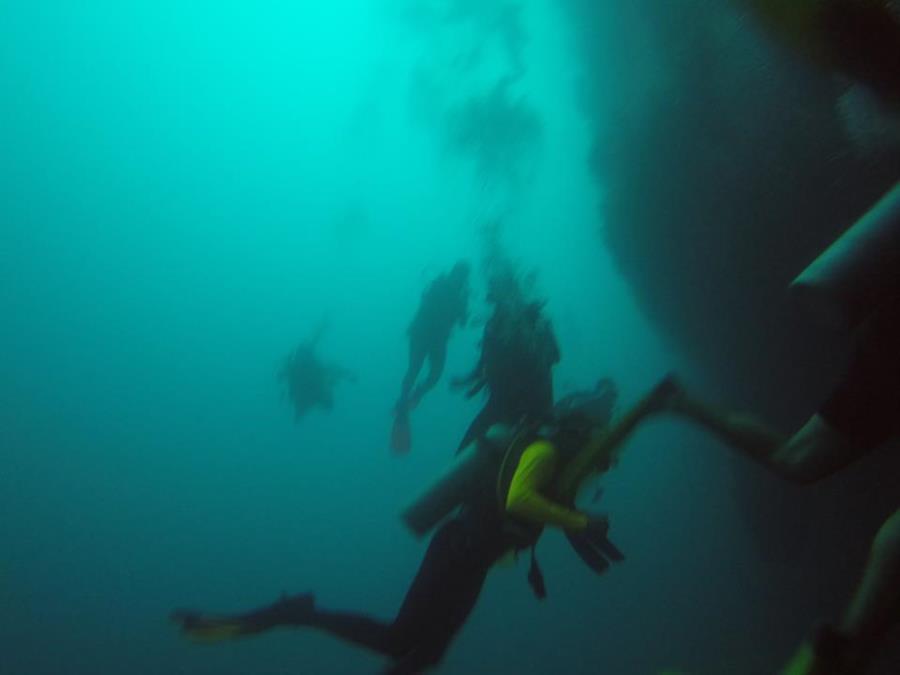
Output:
[
  {"left": 505, "top": 440, "right": 588, "bottom": 531},
  {"left": 181, "top": 619, "right": 244, "bottom": 643}
]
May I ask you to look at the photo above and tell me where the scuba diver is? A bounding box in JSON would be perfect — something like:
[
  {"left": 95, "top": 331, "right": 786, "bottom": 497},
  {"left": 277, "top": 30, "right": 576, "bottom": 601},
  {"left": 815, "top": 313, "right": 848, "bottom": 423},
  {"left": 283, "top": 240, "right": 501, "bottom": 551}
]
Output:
[
  {"left": 659, "top": 182, "right": 900, "bottom": 675},
  {"left": 280, "top": 322, "right": 355, "bottom": 421},
  {"left": 452, "top": 266, "right": 560, "bottom": 451},
  {"left": 391, "top": 261, "right": 471, "bottom": 453},
  {"left": 661, "top": 302, "right": 900, "bottom": 675},
  {"left": 171, "top": 376, "right": 676, "bottom": 674},
  {"left": 745, "top": 0, "right": 900, "bottom": 110}
]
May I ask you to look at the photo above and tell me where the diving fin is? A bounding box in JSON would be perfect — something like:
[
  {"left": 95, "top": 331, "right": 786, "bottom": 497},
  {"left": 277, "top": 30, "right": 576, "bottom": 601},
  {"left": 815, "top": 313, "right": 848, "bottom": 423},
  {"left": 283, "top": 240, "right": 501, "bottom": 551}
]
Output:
[
  {"left": 171, "top": 593, "right": 316, "bottom": 643},
  {"left": 170, "top": 610, "right": 244, "bottom": 643}
]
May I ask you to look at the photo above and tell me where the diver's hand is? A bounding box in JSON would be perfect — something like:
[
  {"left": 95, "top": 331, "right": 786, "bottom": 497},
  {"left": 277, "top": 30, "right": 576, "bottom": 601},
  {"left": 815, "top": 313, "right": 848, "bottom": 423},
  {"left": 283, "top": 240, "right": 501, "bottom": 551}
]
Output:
[
  {"left": 646, "top": 373, "right": 683, "bottom": 414},
  {"left": 566, "top": 516, "right": 612, "bottom": 576},
  {"left": 583, "top": 514, "right": 610, "bottom": 540},
  {"left": 566, "top": 513, "right": 625, "bottom": 575}
]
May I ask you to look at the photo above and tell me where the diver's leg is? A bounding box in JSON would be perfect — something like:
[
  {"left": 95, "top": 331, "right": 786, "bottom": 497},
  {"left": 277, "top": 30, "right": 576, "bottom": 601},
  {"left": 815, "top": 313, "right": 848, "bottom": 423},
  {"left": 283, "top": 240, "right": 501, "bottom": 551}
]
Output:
[
  {"left": 171, "top": 523, "right": 491, "bottom": 661},
  {"left": 173, "top": 595, "right": 397, "bottom": 655},
  {"left": 382, "top": 640, "right": 454, "bottom": 675},
  {"left": 838, "top": 508, "right": 900, "bottom": 671},
  {"left": 668, "top": 383, "right": 785, "bottom": 457},
  {"left": 782, "top": 509, "right": 900, "bottom": 675},
  {"left": 400, "top": 339, "right": 427, "bottom": 407},
  {"left": 304, "top": 610, "right": 398, "bottom": 657},
  {"left": 407, "top": 343, "right": 447, "bottom": 409},
  {"left": 303, "top": 519, "right": 490, "bottom": 664},
  {"left": 678, "top": 309, "right": 894, "bottom": 483},
  {"left": 668, "top": 382, "right": 859, "bottom": 484},
  {"left": 383, "top": 519, "right": 494, "bottom": 671},
  {"left": 171, "top": 592, "right": 316, "bottom": 641}
]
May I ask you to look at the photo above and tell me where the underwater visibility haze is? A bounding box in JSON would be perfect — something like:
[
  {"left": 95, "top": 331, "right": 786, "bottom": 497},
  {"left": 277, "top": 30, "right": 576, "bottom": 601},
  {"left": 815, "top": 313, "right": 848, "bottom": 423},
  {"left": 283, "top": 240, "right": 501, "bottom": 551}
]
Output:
[{"left": 2, "top": 1, "right": 899, "bottom": 674}]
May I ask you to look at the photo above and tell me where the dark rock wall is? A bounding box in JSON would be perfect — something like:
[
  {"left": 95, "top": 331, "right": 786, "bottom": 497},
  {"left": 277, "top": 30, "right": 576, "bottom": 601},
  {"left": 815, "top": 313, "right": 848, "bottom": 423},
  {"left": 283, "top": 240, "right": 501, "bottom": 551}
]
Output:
[
  {"left": 566, "top": 1, "right": 898, "bottom": 410},
  {"left": 562, "top": 0, "right": 900, "bottom": 665}
]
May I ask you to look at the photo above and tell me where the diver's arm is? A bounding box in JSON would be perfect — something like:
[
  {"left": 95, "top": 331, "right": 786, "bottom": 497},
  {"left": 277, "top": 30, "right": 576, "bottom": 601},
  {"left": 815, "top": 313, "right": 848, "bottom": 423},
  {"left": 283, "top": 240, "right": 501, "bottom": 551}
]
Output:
[
  {"left": 671, "top": 388, "right": 856, "bottom": 484},
  {"left": 556, "top": 377, "right": 674, "bottom": 499},
  {"left": 505, "top": 441, "right": 589, "bottom": 530}
]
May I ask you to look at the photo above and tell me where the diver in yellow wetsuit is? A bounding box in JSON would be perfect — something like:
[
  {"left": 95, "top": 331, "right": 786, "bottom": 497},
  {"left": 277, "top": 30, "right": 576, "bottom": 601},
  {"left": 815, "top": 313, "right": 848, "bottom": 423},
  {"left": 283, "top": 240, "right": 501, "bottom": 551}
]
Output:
[{"left": 171, "top": 377, "right": 675, "bottom": 674}]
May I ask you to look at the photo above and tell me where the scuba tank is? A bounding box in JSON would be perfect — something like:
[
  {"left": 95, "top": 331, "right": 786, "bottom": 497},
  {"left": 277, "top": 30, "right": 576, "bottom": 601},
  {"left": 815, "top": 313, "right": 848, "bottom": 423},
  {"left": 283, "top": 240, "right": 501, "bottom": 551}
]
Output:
[
  {"left": 790, "top": 181, "right": 900, "bottom": 331},
  {"left": 400, "top": 382, "right": 625, "bottom": 598},
  {"left": 401, "top": 424, "right": 517, "bottom": 537},
  {"left": 402, "top": 381, "right": 618, "bottom": 537}
]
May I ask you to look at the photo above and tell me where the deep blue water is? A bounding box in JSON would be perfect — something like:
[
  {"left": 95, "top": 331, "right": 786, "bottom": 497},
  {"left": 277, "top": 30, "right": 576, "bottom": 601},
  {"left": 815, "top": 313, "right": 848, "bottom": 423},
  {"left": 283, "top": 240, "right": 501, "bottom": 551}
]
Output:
[{"left": 3, "top": 2, "right": 892, "bottom": 674}]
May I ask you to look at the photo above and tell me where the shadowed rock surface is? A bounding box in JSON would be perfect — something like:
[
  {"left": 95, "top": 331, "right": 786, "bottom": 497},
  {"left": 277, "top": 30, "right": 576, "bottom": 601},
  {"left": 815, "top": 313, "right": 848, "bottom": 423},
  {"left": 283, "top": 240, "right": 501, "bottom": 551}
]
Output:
[{"left": 562, "top": 0, "right": 900, "bottom": 670}]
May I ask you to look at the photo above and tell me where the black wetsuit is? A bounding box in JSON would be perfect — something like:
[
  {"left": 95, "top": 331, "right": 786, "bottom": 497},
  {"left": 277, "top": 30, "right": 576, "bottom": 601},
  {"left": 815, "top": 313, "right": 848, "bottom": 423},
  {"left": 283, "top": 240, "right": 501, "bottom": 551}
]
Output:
[
  {"left": 820, "top": 297, "right": 900, "bottom": 450},
  {"left": 457, "top": 310, "right": 560, "bottom": 450},
  {"left": 310, "top": 517, "right": 509, "bottom": 674},
  {"left": 177, "top": 437, "right": 519, "bottom": 674},
  {"left": 401, "top": 275, "right": 468, "bottom": 404},
  {"left": 301, "top": 448, "right": 515, "bottom": 674}
]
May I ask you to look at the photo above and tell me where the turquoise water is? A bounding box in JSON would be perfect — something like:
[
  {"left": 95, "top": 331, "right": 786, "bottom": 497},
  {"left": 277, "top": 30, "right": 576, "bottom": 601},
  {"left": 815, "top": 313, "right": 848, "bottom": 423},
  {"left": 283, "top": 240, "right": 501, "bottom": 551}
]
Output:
[{"left": 2, "top": 2, "right": 894, "bottom": 674}]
